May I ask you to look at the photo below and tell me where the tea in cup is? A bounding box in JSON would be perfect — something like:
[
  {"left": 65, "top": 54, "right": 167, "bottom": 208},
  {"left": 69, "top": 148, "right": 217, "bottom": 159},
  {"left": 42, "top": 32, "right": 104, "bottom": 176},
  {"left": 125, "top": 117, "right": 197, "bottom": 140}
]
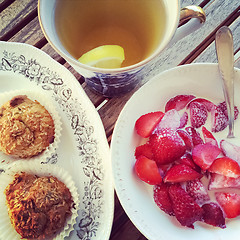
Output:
[{"left": 38, "top": 0, "right": 205, "bottom": 97}]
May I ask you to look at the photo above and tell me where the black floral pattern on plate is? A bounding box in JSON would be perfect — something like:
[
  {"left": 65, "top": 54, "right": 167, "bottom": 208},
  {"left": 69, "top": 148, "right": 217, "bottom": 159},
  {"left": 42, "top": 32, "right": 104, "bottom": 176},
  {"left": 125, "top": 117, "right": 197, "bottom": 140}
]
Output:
[{"left": 0, "top": 50, "right": 105, "bottom": 239}]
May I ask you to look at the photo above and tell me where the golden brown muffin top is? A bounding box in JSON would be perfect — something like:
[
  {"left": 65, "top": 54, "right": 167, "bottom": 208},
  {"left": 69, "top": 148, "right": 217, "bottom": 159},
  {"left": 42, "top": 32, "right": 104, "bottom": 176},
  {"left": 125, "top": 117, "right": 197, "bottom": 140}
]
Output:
[
  {"left": 0, "top": 95, "right": 55, "bottom": 158},
  {"left": 5, "top": 172, "right": 73, "bottom": 239}
]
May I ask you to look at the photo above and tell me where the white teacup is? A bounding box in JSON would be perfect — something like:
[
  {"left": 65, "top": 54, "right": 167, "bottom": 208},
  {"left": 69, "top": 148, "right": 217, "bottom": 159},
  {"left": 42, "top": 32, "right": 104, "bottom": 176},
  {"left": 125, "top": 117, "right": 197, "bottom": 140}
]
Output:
[{"left": 38, "top": 0, "right": 205, "bottom": 97}]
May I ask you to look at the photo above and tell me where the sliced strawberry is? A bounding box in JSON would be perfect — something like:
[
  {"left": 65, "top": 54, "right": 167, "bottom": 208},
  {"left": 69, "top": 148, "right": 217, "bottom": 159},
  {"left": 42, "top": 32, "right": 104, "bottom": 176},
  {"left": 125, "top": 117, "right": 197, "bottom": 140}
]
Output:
[
  {"left": 220, "top": 140, "right": 240, "bottom": 164},
  {"left": 135, "top": 111, "right": 164, "bottom": 138},
  {"left": 149, "top": 128, "right": 186, "bottom": 165},
  {"left": 135, "top": 144, "right": 153, "bottom": 159},
  {"left": 153, "top": 183, "right": 174, "bottom": 216},
  {"left": 218, "top": 101, "right": 239, "bottom": 120},
  {"left": 211, "top": 105, "right": 228, "bottom": 132},
  {"left": 208, "top": 173, "right": 240, "bottom": 190},
  {"left": 177, "top": 129, "right": 193, "bottom": 151},
  {"left": 186, "top": 179, "right": 210, "bottom": 205},
  {"left": 178, "top": 153, "right": 200, "bottom": 171},
  {"left": 202, "top": 126, "right": 218, "bottom": 147},
  {"left": 189, "top": 102, "right": 208, "bottom": 128},
  {"left": 153, "top": 109, "right": 180, "bottom": 132},
  {"left": 165, "top": 94, "right": 196, "bottom": 112},
  {"left": 202, "top": 202, "right": 226, "bottom": 228},
  {"left": 179, "top": 112, "right": 188, "bottom": 128},
  {"left": 192, "top": 143, "right": 221, "bottom": 170},
  {"left": 185, "top": 126, "right": 204, "bottom": 146},
  {"left": 215, "top": 192, "right": 240, "bottom": 218},
  {"left": 168, "top": 183, "right": 204, "bottom": 228},
  {"left": 164, "top": 164, "right": 202, "bottom": 183},
  {"left": 187, "top": 98, "right": 215, "bottom": 112},
  {"left": 134, "top": 155, "right": 162, "bottom": 185},
  {"left": 208, "top": 157, "right": 240, "bottom": 178}
]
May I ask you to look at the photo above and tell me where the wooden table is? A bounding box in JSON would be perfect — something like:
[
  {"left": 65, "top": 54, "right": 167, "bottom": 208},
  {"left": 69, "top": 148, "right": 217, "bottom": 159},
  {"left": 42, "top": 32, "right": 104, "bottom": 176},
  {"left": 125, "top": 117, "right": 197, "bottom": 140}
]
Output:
[{"left": 0, "top": 0, "right": 240, "bottom": 239}]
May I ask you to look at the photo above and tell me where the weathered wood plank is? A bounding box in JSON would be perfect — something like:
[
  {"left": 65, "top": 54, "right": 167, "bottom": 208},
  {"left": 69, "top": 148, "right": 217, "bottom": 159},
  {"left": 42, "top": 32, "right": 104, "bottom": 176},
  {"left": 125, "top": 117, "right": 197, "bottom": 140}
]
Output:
[
  {"left": 193, "top": 15, "right": 240, "bottom": 64},
  {"left": 8, "top": 17, "right": 44, "bottom": 44},
  {"left": 0, "top": 0, "right": 37, "bottom": 37}
]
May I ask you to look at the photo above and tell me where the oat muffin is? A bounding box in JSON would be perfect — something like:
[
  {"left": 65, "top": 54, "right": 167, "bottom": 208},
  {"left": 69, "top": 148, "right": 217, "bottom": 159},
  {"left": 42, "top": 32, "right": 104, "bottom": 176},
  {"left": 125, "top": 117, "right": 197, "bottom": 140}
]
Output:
[
  {"left": 0, "top": 95, "right": 55, "bottom": 158},
  {"left": 5, "top": 172, "right": 73, "bottom": 240}
]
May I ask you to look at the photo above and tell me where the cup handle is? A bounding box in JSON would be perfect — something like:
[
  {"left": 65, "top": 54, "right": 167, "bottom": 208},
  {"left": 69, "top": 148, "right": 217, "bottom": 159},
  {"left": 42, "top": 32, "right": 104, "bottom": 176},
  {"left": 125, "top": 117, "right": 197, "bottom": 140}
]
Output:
[
  {"left": 168, "top": 5, "right": 206, "bottom": 47},
  {"left": 179, "top": 5, "right": 206, "bottom": 26}
]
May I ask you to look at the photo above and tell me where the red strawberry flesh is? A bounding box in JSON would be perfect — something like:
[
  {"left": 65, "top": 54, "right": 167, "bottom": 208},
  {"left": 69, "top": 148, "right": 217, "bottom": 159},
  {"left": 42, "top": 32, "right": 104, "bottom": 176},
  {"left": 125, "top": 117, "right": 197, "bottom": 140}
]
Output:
[
  {"left": 179, "top": 112, "right": 188, "bottom": 128},
  {"left": 135, "top": 144, "right": 153, "bottom": 159},
  {"left": 192, "top": 143, "right": 221, "bottom": 170},
  {"left": 218, "top": 101, "right": 239, "bottom": 120},
  {"left": 134, "top": 156, "right": 162, "bottom": 185},
  {"left": 185, "top": 126, "right": 204, "bottom": 146},
  {"left": 177, "top": 129, "right": 194, "bottom": 151},
  {"left": 208, "top": 173, "right": 240, "bottom": 190},
  {"left": 208, "top": 157, "right": 240, "bottom": 178},
  {"left": 168, "top": 184, "right": 204, "bottom": 228},
  {"left": 153, "top": 183, "right": 174, "bottom": 216},
  {"left": 164, "top": 164, "right": 202, "bottom": 183},
  {"left": 165, "top": 94, "right": 196, "bottom": 112},
  {"left": 135, "top": 111, "right": 164, "bottom": 138},
  {"left": 211, "top": 105, "right": 228, "bottom": 132},
  {"left": 215, "top": 192, "right": 240, "bottom": 218},
  {"left": 186, "top": 179, "right": 210, "bottom": 205},
  {"left": 153, "top": 109, "right": 180, "bottom": 132},
  {"left": 202, "top": 126, "right": 218, "bottom": 147},
  {"left": 189, "top": 102, "right": 208, "bottom": 128},
  {"left": 202, "top": 202, "right": 226, "bottom": 228},
  {"left": 187, "top": 98, "right": 215, "bottom": 112},
  {"left": 149, "top": 128, "right": 186, "bottom": 165}
]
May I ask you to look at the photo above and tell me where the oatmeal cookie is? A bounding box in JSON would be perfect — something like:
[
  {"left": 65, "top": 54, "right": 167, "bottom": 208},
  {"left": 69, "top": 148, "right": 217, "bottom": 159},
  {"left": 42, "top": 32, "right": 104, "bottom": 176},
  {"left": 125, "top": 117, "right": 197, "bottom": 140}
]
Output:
[{"left": 0, "top": 95, "right": 55, "bottom": 158}]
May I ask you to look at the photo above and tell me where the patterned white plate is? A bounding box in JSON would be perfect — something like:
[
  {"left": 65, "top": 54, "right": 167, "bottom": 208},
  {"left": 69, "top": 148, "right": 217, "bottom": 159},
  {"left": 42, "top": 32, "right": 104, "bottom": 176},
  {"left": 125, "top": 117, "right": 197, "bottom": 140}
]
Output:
[
  {"left": 111, "top": 63, "right": 240, "bottom": 240},
  {"left": 0, "top": 41, "right": 114, "bottom": 240}
]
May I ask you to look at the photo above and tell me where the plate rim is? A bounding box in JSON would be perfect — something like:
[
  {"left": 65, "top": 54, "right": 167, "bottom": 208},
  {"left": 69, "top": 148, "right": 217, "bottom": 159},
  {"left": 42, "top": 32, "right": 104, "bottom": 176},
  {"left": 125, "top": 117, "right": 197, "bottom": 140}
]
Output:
[
  {"left": 110, "top": 62, "right": 240, "bottom": 240},
  {"left": 0, "top": 41, "right": 114, "bottom": 240}
]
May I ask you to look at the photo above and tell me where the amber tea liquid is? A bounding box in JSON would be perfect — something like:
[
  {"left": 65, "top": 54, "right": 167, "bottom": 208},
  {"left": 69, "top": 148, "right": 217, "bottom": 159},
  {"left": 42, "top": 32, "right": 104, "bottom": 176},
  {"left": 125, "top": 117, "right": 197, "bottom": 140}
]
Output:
[{"left": 55, "top": 0, "right": 166, "bottom": 67}]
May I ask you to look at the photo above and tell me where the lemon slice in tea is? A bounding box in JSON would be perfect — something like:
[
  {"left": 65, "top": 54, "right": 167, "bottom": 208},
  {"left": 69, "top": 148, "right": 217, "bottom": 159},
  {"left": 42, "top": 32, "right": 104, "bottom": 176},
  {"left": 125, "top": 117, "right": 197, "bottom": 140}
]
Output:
[{"left": 78, "top": 45, "right": 125, "bottom": 69}]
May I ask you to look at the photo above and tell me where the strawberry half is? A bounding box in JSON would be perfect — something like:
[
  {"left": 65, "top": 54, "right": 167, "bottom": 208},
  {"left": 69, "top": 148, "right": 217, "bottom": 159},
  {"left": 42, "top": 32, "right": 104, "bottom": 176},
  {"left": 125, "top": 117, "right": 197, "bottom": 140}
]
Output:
[
  {"left": 218, "top": 101, "right": 239, "bottom": 120},
  {"left": 208, "top": 173, "right": 240, "bottom": 190},
  {"left": 208, "top": 157, "right": 240, "bottom": 178},
  {"left": 185, "top": 126, "right": 204, "bottom": 146},
  {"left": 153, "top": 109, "right": 180, "bottom": 132},
  {"left": 134, "top": 143, "right": 153, "bottom": 159},
  {"left": 187, "top": 98, "right": 215, "bottom": 112},
  {"left": 164, "top": 164, "right": 202, "bottom": 183},
  {"left": 189, "top": 102, "right": 208, "bottom": 128},
  {"left": 134, "top": 155, "right": 162, "bottom": 185},
  {"left": 220, "top": 140, "right": 240, "bottom": 164},
  {"left": 168, "top": 184, "right": 204, "bottom": 228},
  {"left": 215, "top": 192, "right": 240, "bottom": 218},
  {"left": 135, "top": 111, "right": 164, "bottom": 138},
  {"left": 179, "top": 112, "right": 188, "bottom": 128},
  {"left": 177, "top": 129, "right": 194, "bottom": 151},
  {"left": 192, "top": 143, "right": 221, "bottom": 170},
  {"left": 202, "top": 126, "right": 218, "bottom": 147},
  {"left": 186, "top": 179, "right": 210, "bottom": 205},
  {"left": 202, "top": 202, "right": 226, "bottom": 228},
  {"left": 178, "top": 153, "right": 200, "bottom": 171},
  {"left": 165, "top": 94, "right": 196, "bottom": 112},
  {"left": 153, "top": 183, "right": 174, "bottom": 216},
  {"left": 149, "top": 128, "right": 186, "bottom": 165},
  {"left": 211, "top": 105, "right": 228, "bottom": 132}
]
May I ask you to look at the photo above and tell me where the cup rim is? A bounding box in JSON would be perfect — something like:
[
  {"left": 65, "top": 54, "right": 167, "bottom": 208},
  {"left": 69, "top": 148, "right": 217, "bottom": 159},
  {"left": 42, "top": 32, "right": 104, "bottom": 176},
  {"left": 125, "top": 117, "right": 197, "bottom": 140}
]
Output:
[{"left": 38, "top": 0, "right": 180, "bottom": 74}]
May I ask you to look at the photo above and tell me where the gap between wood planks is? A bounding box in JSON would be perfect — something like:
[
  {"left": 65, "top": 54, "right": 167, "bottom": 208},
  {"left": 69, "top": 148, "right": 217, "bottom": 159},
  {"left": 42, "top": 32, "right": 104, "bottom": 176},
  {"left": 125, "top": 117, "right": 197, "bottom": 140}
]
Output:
[{"left": 0, "top": 0, "right": 15, "bottom": 13}]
